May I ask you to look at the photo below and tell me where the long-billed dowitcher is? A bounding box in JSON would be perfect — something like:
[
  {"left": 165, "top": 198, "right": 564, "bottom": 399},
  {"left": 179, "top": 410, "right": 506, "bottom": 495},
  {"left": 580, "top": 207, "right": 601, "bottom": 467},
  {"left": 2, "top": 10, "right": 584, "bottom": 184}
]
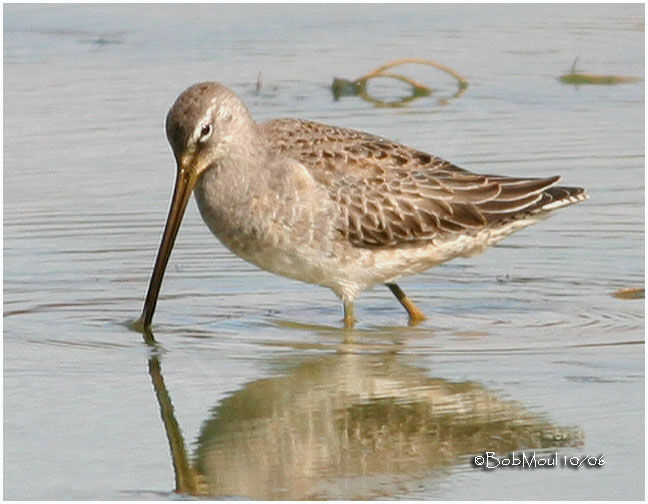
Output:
[{"left": 140, "top": 82, "right": 587, "bottom": 330}]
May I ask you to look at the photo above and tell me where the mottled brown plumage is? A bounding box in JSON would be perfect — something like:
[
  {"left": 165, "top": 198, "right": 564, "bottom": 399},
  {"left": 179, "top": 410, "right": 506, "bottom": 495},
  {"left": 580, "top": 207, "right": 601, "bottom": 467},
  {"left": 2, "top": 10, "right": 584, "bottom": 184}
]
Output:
[
  {"left": 262, "top": 118, "right": 586, "bottom": 250},
  {"left": 140, "top": 82, "right": 588, "bottom": 330}
]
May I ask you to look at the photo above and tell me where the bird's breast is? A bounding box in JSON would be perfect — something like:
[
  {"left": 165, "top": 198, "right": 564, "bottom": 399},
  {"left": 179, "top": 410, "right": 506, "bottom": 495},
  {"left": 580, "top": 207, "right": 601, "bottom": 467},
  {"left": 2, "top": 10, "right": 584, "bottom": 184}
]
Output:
[{"left": 192, "top": 165, "right": 344, "bottom": 286}]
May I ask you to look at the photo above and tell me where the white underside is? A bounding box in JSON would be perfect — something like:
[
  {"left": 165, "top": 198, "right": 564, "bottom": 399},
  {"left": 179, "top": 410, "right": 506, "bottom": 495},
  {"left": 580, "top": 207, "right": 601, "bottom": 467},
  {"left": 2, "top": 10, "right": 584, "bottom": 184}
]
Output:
[
  {"left": 216, "top": 211, "right": 553, "bottom": 303},
  {"left": 195, "top": 161, "right": 585, "bottom": 303}
]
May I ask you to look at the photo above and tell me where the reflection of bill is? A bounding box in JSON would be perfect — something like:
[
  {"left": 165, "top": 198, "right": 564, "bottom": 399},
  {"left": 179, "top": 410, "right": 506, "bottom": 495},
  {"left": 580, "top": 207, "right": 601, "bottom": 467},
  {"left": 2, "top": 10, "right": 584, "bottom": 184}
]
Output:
[
  {"left": 150, "top": 352, "right": 582, "bottom": 499},
  {"left": 473, "top": 451, "right": 604, "bottom": 470}
]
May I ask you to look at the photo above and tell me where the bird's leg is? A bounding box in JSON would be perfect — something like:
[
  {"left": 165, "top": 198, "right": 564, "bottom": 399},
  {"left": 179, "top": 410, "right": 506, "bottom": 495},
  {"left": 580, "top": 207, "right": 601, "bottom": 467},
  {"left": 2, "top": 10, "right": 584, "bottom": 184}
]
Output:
[
  {"left": 385, "top": 283, "right": 427, "bottom": 325},
  {"left": 343, "top": 300, "right": 355, "bottom": 329}
]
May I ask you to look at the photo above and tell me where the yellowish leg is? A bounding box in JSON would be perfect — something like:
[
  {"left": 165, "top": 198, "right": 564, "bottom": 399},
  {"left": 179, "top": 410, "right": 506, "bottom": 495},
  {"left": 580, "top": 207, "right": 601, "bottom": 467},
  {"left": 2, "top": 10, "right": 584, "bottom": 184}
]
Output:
[
  {"left": 385, "top": 283, "right": 427, "bottom": 325},
  {"left": 343, "top": 300, "right": 355, "bottom": 329}
]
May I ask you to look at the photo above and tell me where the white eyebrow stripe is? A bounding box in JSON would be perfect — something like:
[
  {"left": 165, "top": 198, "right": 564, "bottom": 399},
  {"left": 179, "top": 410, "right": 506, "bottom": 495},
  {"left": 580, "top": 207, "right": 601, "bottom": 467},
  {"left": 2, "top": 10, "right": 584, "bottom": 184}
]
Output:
[
  {"left": 215, "top": 104, "right": 231, "bottom": 121},
  {"left": 193, "top": 105, "right": 216, "bottom": 140}
]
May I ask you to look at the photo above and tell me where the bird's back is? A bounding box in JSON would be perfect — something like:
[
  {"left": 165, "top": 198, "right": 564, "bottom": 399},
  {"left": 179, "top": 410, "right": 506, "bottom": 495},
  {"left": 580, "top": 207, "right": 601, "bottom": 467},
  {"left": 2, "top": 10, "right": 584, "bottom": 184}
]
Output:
[{"left": 260, "top": 118, "right": 588, "bottom": 251}]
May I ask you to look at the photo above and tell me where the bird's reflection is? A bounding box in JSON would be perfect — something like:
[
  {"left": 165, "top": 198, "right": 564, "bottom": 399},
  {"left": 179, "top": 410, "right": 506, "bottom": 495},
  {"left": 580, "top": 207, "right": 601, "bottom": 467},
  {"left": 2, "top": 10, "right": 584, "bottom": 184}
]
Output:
[{"left": 147, "top": 346, "right": 582, "bottom": 499}]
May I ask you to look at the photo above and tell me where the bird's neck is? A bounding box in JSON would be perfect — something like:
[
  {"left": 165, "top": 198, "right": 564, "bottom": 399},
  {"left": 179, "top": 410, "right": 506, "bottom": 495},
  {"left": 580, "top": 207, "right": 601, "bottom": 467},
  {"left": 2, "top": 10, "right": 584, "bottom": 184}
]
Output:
[{"left": 193, "top": 145, "right": 271, "bottom": 236}]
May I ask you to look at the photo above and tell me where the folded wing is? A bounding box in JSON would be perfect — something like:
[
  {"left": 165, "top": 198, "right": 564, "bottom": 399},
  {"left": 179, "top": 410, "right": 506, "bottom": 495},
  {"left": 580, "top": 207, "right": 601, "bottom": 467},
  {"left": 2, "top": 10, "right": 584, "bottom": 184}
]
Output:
[{"left": 261, "top": 119, "right": 587, "bottom": 248}]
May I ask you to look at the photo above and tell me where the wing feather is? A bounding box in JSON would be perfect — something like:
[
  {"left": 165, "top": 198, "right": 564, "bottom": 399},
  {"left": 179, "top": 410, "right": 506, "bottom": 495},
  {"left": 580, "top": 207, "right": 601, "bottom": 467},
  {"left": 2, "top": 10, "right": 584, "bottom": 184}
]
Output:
[{"left": 260, "top": 118, "right": 586, "bottom": 248}]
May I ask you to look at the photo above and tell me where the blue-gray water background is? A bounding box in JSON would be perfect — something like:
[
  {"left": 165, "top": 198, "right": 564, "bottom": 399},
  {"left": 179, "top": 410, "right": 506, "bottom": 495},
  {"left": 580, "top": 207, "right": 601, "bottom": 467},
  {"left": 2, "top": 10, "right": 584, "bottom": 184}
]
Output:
[{"left": 3, "top": 3, "right": 644, "bottom": 500}]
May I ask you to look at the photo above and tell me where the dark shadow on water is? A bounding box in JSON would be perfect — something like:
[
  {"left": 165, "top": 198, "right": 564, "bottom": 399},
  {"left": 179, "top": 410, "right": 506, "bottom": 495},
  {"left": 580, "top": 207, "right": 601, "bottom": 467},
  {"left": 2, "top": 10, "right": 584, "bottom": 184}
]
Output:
[{"left": 145, "top": 334, "right": 583, "bottom": 499}]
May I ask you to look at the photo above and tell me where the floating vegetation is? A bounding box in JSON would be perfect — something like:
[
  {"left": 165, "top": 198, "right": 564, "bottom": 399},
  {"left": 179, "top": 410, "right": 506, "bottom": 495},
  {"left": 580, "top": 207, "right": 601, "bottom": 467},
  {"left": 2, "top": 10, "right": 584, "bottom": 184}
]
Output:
[
  {"left": 559, "top": 57, "right": 640, "bottom": 86},
  {"left": 559, "top": 73, "right": 639, "bottom": 85},
  {"left": 332, "top": 57, "right": 468, "bottom": 107},
  {"left": 612, "top": 287, "right": 645, "bottom": 300}
]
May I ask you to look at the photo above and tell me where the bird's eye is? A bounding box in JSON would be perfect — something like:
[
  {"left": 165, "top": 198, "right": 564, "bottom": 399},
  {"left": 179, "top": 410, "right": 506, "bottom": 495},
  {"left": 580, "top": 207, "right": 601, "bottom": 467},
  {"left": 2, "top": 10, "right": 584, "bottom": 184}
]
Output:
[{"left": 198, "top": 123, "right": 212, "bottom": 142}]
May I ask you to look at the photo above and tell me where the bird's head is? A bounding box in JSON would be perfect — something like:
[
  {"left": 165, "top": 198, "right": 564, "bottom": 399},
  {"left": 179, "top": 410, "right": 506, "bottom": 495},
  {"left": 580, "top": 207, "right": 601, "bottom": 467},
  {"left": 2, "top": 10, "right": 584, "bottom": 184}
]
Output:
[{"left": 140, "top": 81, "right": 255, "bottom": 329}]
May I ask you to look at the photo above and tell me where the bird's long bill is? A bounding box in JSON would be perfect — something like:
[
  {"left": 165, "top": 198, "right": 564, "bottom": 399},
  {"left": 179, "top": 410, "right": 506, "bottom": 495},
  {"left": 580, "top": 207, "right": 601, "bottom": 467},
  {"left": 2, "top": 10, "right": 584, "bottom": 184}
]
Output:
[{"left": 141, "top": 166, "right": 197, "bottom": 328}]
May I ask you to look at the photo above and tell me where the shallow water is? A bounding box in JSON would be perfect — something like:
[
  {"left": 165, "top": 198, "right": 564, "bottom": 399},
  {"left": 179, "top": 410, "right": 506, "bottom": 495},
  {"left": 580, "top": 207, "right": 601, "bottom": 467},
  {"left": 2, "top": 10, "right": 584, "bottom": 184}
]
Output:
[{"left": 3, "top": 3, "right": 644, "bottom": 500}]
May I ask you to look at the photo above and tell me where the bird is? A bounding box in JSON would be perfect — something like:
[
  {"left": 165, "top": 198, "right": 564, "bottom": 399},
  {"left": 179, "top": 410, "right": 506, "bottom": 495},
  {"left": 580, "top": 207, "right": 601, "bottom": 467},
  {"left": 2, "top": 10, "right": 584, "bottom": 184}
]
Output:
[{"left": 140, "top": 81, "right": 588, "bottom": 330}]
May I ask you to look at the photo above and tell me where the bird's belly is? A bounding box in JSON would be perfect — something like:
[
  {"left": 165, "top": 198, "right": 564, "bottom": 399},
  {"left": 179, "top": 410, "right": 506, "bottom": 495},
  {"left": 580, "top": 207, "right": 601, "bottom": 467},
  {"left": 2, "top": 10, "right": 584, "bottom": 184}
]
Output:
[
  {"left": 215, "top": 229, "right": 341, "bottom": 287},
  {"left": 195, "top": 176, "right": 550, "bottom": 301},
  {"left": 207, "top": 222, "right": 513, "bottom": 299}
]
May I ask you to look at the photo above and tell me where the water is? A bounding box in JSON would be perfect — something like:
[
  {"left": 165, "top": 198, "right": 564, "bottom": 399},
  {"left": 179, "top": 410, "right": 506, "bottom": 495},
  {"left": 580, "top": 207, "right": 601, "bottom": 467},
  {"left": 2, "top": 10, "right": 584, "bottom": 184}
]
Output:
[{"left": 3, "top": 4, "right": 644, "bottom": 500}]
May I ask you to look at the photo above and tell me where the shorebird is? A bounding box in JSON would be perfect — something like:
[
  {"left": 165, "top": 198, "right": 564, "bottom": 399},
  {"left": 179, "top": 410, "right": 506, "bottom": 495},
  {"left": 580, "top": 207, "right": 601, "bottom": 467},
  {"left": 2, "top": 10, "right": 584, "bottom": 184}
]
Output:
[{"left": 140, "top": 81, "right": 587, "bottom": 330}]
